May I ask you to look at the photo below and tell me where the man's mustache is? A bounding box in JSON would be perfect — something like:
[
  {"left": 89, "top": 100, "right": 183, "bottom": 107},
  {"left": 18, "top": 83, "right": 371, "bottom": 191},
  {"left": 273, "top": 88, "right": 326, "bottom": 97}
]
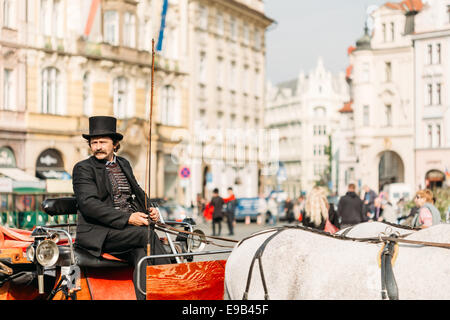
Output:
[{"left": 94, "top": 151, "right": 106, "bottom": 155}]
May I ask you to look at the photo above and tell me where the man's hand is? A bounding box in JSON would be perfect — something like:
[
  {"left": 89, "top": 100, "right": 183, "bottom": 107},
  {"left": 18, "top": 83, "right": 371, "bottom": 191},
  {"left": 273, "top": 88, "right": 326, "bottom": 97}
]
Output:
[{"left": 128, "top": 208, "right": 160, "bottom": 226}]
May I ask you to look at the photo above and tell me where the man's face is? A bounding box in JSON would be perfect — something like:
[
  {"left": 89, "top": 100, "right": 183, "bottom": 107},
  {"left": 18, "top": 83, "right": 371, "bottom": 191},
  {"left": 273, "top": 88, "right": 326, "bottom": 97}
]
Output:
[{"left": 89, "top": 136, "right": 116, "bottom": 161}]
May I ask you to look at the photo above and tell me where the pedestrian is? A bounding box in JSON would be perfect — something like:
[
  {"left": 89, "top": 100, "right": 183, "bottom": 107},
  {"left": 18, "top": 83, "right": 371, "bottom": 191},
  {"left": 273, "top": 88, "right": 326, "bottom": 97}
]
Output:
[
  {"left": 267, "top": 195, "right": 278, "bottom": 226},
  {"left": 302, "top": 187, "right": 340, "bottom": 231},
  {"left": 72, "top": 116, "right": 171, "bottom": 300},
  {"left": 284, "top": 197, "right": 295, "bottom": 223},
  {"left": 411, "top": 189, "right": 442, "bottom": 228},
  {"left": 210, "top": 188, "right": 224, "bottom": 236},
  {"left": 195, "top": 193, "right": 206, "bottom": 222},
  {"left": 362, "top": 185, "right": 377, "bottom": 220},
  {"left": 337, "top": 183, "right": 366, "bottom": 229},
  {"left": 294, "top": 195, "right": 306, "bottom": 222},
  {"left": 257, "top": 193, "right": 267, "bottom": 225},
  {"left": 223, "top": 187, "right": 237, "bottom": 236},
  {"left": 377, "top": 199, "right": 397, "bottom": 224}
]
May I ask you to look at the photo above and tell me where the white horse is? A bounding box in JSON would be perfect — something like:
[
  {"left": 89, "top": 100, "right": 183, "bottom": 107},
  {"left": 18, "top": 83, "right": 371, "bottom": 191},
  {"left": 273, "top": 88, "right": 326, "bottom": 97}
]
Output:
[
  {"left": 336, "top": 221, "right": 417, "bottom": 238},
  {"left": 225, "top": 223, "right": 450, "bottom": 300}
]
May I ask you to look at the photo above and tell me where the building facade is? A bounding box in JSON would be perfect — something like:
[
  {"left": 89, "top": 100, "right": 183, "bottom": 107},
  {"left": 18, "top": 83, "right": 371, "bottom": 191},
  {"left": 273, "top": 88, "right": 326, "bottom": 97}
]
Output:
[
  {"left": 0, "top": 0, "right": 189, "bottom": 200},
  {"left": 412, "top": 0, "right": 450, "bottom": 189},
  {"left": 342, "top": 1, "right": 420, "bottom": 195},
  {"left": 266, "top": 58, "right": 349, "bottom": 197},
  {"left": 184, "top": 0, "right": 273, "bottom": 201},
  {"left": 0, "top": 0, "right": 273, "bottom": 206}
]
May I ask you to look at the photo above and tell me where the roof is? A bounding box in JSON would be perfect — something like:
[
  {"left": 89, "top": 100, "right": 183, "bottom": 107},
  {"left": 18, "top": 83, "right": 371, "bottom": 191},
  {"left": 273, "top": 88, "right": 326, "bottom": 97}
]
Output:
[
  {"left": 384, "top": 0, "right": 423, "bottom": 12},
  {"left": 275, "top": 78, "right": 299, "bottom": 97},
  {"left": 347, "top": 46, "right": 356, "bottom": 55},
  {"left": 339, "top": 101, "right": 354, "bottom": 113}
]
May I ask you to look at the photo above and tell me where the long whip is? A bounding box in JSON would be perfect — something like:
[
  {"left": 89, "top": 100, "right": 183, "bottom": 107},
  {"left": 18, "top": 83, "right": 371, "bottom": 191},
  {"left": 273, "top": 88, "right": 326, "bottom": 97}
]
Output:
[{"left": 145, "top": 39, "right": 156, "bottom": 256}]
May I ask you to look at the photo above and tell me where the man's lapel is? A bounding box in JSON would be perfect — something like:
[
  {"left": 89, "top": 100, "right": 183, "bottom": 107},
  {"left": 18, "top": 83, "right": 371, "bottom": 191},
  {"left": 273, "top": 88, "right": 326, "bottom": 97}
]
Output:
[{"left": 89, "top": 156, "right": 112, "bottom": 196}]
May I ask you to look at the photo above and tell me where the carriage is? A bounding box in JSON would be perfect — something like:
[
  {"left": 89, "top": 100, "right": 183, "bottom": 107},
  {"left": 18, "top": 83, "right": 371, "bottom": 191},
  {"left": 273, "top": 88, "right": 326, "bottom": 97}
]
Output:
[{"left": 0, "top": 197, "right": 232, "bottom": 300}]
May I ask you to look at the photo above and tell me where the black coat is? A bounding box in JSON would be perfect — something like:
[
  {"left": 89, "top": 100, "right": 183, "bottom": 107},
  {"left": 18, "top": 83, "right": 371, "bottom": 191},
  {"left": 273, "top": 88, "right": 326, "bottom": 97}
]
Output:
[
  {"left": 72, "top": 156, "right": 148, "bottom": 256},
  {"left": 337, "top": 191, "right": 366, "bottom": 225},
  {"left": 210, "top": 196, "right": 224, "bottom": 219}
]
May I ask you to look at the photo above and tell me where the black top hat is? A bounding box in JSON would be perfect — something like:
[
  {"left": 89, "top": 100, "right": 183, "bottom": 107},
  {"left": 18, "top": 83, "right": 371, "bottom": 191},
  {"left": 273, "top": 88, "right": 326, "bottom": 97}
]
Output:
[{"left": 82, "top": 116, "right": 123, "bottom": 141}]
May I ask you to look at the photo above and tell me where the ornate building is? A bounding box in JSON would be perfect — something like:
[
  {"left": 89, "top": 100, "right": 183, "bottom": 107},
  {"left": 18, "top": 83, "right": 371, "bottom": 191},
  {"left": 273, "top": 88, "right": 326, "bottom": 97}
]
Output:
[
  {"left": 184, "top": 0, "right": 273, "bottom": 200},
  {"left": 342, "top": 1, "right": 421, "bottom": 195},
  {"left": 266, "top": 58, "right": 349, "bottom": 197},
  {"left": 412, "top": 0, "right": 450, "bottom": 189}
]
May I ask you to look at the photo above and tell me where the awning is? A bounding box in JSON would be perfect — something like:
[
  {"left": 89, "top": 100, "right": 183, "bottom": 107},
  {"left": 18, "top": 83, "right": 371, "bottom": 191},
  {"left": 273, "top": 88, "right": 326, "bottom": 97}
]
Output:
[
  {"left": 36, "top": 169, "right": 71, "bottom": 180},
  {"left": 0, "top": 168, "right": 46, "bottom": 192}
]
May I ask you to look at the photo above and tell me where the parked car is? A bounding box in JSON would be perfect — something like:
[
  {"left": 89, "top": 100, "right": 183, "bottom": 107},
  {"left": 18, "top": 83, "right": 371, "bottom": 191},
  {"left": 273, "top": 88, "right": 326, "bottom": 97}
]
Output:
[{"left": 158, "top": 201, "right": 194, "bottom": 222}]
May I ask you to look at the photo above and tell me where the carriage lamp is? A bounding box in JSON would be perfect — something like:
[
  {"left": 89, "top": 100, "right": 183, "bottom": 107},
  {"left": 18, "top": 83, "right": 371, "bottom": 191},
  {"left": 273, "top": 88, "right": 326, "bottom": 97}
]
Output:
[
  {"left": 25, "top": 244, "right": 35, "bottom": 263},
  {"left": 35, "top": 240, "right": 59, "bottom": 267}
]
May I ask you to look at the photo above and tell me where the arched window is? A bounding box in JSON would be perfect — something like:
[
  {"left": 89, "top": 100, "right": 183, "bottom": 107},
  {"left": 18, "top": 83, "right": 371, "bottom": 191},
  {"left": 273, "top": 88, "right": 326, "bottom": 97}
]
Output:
[
  {"left": 113, "top": 77, "right": 129, "bottom": 119},
  {"left": 41, "top": 67, "right": 62, "bottom": 114}
]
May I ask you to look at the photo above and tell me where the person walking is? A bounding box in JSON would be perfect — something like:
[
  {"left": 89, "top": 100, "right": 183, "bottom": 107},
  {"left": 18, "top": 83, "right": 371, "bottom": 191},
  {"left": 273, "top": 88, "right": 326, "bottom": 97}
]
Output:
[
  {"left": 337, "top": 183, "right": 366, "bottom": 229},
  {"left": 257, "top": 193, "right": 267, "bottom": 225},
  {"left": 284, "top": 197, "right": 295, "bottom": 223},
  {"left": 267, "top": 195, "right": 278, "bottom": 226},
  {"left": 210, "top": 188, "right": 224, "bottom": 236},
  {"left": 411, "top": 189, "right": 442, "bottom": 228},
  {"left": 223, "top": 187, "right": 237, "bottom": 235},
  {"left": 362, "top": 185, "right": 377, "bottom": 220}
]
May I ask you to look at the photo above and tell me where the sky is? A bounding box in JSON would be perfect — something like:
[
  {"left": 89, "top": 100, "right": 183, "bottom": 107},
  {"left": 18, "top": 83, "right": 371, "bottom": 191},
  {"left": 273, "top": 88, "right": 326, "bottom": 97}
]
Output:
[{"left": 264, "top": 0, "right": 391, "bottom": 85}]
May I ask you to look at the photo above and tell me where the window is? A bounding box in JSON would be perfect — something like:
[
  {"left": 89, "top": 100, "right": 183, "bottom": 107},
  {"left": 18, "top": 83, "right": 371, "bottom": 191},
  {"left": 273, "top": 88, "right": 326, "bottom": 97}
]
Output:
[
  {"left": 40, "top": 0, "right": 62, "bottom": 37},
  {"left": 363, "top": 105, "right": 370, "bottom": 126},
  {"left": 104, "top": 11, "right": 119, "bottom": 45},
  {"left": 230, "top": 17, "right": 237, "bottom": 40},
  {"left": 198, "top": 52, "right": 207, "bottom": 84},
  {"left": 217, "top": 57, "right": 224, "bottom": 88},
  {"left": 41, "top": 67, "right": 62, "bottom": 114},
  {"left": 160, "top": 85, "right": 179, "bottom": 126},
  {"left": 243, "top": 23, "right": 249, "bottom": 45},
  {"left": 40, "top": 0, "right": 51, "bottom": 35},
  {"left": 390, "top": 22, "right": 395, "bottom": 41},
  {"left": 230, "top": 61, "right": 236, "bottom": 91},
  {"left": 82, "top": 72, "right": 92, "bottom": 116},
  {"left": 199, "top": 5, "right": 207, "bottom": 29},
  {"left": 382, "top": 23, "right": 386, "bottom": 42},
  {"left": 384, "top": 104, "right": 392, "bottom": 127},
  {"left": 113, "top": 77, "right": 128, "bottom": 119},
  {"left": 427, "top": 44, "right": 432, "bottom": 65},
  {"left": 243, "top": 65, "right": 249, "bottom": 94},
  {"left": 254, "top": 29, "right": 261, "bottom": 50},
  {"left": 3, "top": 0, "right": 14, "bottom": 28},
  {"left": 139, "top": 19, "right": 152, "bottom": 51},
  {"left": 123, "top": 12, "right": 136, "bottom": 48},
  {"left": 3, "top": 69, "right": 14, "bottom": 110},
  {"left": 362, "top": 62, "right": 370, "bottom": 82},
  {"left": 216, "top": 13, "right": 224, "bottom": 36},
  {"left": 436, "top": 43, "right": 441, "bottom": 64},
  {"left": 436, "top": 83, "right": 441, "bottom": 105},
  {"left": 52, "top": 0, "right": 63, "bottom": 38},
  {"left": 426, "top": 83, "right": 432, "bottom": 105},
  {"left": 436, "top": 124, "right": 441, "bottom": 147},
  {"left": 385, "top": 62, "right": 392, "bottom": 82},
  {"left": 427, "top": 124, "right": 433, "bottom": 148}
]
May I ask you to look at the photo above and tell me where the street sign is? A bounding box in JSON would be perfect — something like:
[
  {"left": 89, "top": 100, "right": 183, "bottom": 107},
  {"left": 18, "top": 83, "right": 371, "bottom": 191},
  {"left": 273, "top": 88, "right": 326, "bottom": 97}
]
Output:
[{"left": 179, "top": 166, "right": 191, "bottom": 179}]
